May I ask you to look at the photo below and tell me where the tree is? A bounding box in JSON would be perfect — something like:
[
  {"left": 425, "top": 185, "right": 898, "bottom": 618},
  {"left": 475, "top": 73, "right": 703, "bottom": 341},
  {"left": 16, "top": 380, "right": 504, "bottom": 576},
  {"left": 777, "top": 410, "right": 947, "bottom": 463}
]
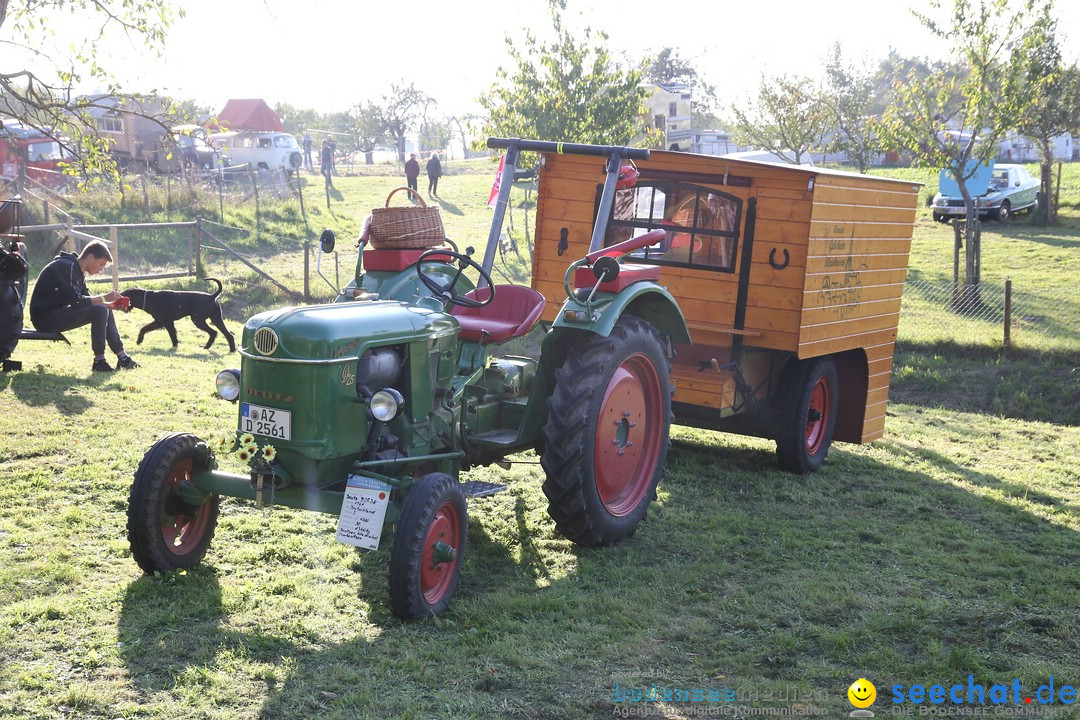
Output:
[
  {"left": 382, "top": 81, "right": 431, "bottom": 162},
  {"left": 876, "top": 0, "right": 1050, "bottom": 303},
  {"left": 1015, "top": 11, "right": 1080, "bottom": 225},
  {"left": 646, "top": 47, "right": 720, "bottom": 129},
  {"left": 478, "top": 0, "right": 648, "bottom": 147},
  {"left": 823, "top": 44, "right": 883, "bottom": 174},
  {"left": 275, "top": 103, "right": 321, "bottom": 137},
  {"left": 349, "top": 101, "right": 386, "bottom": 165},
  {"left": 0, "top": 0, "right": 182, "bottom": 178},
  {"left": 728, "top": 74, "right": 832, "bottom": 164}
]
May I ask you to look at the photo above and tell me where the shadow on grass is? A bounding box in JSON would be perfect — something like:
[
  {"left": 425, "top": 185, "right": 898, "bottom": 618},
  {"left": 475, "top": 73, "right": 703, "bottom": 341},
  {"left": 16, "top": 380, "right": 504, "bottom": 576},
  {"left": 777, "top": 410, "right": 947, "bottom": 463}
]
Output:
[
  {"left": 892, "top": 339, "right": 1080, "bottom": 426},
  {"left": 115, "top": 441, "right": 1080, "bottom": 715},
  {"left": 0, "top": 365, "right": 114, "bottom": 415},
  {"left": 434, "top": 196, "right": 464, "bottom": 216}
]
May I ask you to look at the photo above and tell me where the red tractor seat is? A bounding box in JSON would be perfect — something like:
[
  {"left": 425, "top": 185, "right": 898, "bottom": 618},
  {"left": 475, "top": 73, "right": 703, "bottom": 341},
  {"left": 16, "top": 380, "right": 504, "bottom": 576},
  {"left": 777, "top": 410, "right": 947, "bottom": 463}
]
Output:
[{"left": 449, "top": 285, "right": 546, "bottom": 344}]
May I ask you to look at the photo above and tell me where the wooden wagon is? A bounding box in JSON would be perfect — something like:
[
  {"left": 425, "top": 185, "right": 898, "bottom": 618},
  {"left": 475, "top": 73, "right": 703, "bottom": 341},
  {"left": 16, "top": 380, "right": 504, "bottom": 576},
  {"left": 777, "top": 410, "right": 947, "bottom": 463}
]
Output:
[{"left": 529, "top": 150, "right": 921, "bottom": 471}]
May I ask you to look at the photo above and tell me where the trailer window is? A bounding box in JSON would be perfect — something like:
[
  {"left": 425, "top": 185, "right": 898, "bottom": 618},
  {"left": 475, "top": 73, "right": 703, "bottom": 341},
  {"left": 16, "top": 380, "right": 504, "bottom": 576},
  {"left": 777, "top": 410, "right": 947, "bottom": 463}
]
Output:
[{"left": 605, "top": 182, "right": 741, "bottom": 272}]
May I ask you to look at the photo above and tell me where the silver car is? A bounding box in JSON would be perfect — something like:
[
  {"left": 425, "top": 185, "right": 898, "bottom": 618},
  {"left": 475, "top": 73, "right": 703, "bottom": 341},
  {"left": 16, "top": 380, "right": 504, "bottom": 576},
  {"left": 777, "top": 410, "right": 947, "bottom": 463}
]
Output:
[{"left": 932, "top": 164, "right": 1040, "bottom": 222}]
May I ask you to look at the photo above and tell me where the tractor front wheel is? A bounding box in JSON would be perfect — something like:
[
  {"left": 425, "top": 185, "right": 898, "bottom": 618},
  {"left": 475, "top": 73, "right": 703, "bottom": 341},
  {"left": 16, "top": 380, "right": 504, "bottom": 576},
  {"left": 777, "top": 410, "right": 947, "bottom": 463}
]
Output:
[
  {"left": 388, "top": 473, "right": 467, "bottom": 620},
  {"left": 127, "top": 433, "right": 220, "bottom": 573},
  {"left": 775, "top": 357, "right": 839, "bottom": 474},
  {"left": 541, "top": 315, "right": 672, "bottom": 546}
]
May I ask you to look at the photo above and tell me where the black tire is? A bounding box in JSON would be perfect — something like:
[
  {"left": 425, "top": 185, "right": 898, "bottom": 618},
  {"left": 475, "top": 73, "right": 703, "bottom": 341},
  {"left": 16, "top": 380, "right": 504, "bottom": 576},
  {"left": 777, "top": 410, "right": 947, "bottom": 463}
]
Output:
[
  {"left": 996, "top": 201, "right": 1011, "bottom": 222},
  {"left": 388, "top": 473, "right": 467, "bottom": 619},
  {"left": 540, "top": 315, "right": 672, "bottom": 546},
  {"left": 127, "top": 433, "right": 220, "bottom": 573},
  {"left": 932, "top": 212, "right": 948, "bottom": 223},
  {"left": 775, "top": 357, "right": 839, "bottom": 474}
]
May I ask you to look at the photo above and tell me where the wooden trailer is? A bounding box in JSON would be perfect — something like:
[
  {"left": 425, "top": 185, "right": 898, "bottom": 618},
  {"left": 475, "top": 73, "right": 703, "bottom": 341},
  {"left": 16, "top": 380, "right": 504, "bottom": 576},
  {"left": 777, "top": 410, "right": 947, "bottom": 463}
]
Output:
[{"left": 530, "top": 149, "right": 921, "bottom": 471}]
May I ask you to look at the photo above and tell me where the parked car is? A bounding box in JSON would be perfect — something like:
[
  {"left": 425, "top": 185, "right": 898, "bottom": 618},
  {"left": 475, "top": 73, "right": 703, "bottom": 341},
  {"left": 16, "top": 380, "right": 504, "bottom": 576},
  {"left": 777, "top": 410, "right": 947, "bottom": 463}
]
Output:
[
  {"left": 170, "top": 124, "right": 229, "bottom": 171},
  {"left": 932, "top": 163, "right": 1040, "bottom": 222},
  {"left": 208, "top": 130, "right": 303, "bottom": 173}
]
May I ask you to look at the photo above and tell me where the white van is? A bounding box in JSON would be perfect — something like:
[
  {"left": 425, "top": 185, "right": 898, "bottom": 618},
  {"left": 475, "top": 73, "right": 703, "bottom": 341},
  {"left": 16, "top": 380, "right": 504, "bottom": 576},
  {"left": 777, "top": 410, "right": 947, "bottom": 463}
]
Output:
[{"left": 208, "top": 130, "right": 303, "bottom": 173}]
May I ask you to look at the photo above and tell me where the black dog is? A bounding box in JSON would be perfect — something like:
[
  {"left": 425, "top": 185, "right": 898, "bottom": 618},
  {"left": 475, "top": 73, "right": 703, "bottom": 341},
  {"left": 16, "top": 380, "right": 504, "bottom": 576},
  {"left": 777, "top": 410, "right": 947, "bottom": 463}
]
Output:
[{"left": 121, "top": 278, "right": 236, "bottom": 352}]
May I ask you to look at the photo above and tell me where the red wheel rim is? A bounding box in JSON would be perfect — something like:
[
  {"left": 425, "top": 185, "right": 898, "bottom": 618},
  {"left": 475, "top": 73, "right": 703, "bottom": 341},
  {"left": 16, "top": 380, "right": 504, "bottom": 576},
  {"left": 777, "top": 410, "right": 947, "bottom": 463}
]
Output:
[
  {"left": 805, "top": 376, "right": 831, "bottom": 455},
  {"left": 159, "top": 458, "right": 212, "bottom": 556},
  {"left": 420, "top": 501, "right": 461, "bottom": 604},
  {"left": 593, "top": 353, "right": 664, "bottom": 516}
]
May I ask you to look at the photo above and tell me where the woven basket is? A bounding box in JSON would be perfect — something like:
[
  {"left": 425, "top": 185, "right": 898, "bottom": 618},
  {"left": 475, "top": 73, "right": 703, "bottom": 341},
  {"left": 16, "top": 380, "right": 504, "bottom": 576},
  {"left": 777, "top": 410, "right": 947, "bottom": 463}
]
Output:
[{"left": 368, "top": 187, "right": 445, "bottom": 249}]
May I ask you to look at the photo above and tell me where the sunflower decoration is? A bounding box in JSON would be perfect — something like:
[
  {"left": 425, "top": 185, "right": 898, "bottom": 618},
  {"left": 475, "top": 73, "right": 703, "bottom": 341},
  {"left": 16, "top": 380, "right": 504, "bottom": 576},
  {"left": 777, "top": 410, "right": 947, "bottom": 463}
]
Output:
[
  {"left": 239, "top": 432, "right": 256, "bottom": 447},
  {"left": 261, "top": 445, "right": 277, "bottom": 462},
  {"left": 217, "top": 434, "right": 236, "bottom": 454},
  {"left": 236, "top": 447, "right": 252, "bottom": 463}
]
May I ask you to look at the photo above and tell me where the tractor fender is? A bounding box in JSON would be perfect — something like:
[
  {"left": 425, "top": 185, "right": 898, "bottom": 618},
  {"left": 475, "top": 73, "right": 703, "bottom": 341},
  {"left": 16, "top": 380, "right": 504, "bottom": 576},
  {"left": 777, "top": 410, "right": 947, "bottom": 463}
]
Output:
[{"left": 551, "top": 282, "right": 691, "bottom": 345}]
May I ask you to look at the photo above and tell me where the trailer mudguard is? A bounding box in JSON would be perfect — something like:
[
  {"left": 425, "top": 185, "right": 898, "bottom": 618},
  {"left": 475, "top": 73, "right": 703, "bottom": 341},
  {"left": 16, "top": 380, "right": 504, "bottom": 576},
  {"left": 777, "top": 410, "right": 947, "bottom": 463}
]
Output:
[{"left": 551, "top": 281, "right": 691, "bottom": 345}]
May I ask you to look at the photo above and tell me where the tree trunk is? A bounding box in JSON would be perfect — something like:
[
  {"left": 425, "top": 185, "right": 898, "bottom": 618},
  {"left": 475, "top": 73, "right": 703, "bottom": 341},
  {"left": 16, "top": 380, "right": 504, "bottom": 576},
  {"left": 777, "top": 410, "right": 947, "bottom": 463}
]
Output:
[
  {"left": 956, "top": 186, "right": 982, "bottom": 310},
  {"left": 365, "top": 151, "right": 374, "bottom": 165},
  {"left": 1036, "top": 161, "right": 1052, "bottom": 225}
]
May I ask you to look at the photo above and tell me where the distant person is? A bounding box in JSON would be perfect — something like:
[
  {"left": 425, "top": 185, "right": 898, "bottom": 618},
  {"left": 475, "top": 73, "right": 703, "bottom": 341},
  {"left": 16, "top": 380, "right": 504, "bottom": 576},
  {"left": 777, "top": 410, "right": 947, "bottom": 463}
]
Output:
[
  {"left": 328, "top": 139, "right": 337, "bottom": 175},
  {"left": 426, "top": 151, "right": 442, "bottom": 197},
  {"left": 404, "top": 153, "right": 420, "bottom": 195},
  {"left": 320, "top": 139, "right": 334, "bottom": 189},
  {"left": 29, "top": 240, "right": 139, "bottom": 373},
  {"left": 302, "top": 132, "right": 313, "bottom": 170}
]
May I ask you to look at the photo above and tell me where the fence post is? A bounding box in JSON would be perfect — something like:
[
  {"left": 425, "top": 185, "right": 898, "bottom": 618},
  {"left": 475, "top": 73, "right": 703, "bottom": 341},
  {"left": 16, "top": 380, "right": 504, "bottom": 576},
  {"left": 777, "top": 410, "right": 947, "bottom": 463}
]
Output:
[
  {"left": 303, "top": 240, "right": 310, "bottom": 303},
  {"left": 194, "top": 217, "right": 204, "bottom": 279},
  {"left": 141, "top": 175, "right": 151, "bottom": 219},
  {"left": 166, "top": 173, "right": 171, "bottom": 220},
  {"left": 1004, "top": 277, "right": 1012, "bottom": 349},
  {"left": 251, "top": 171, "right": 261, "bottom": 239},
  {"left": 218, "top": 170, "right": 224, "bottom": 223},
  {"left": 951, "top": 220, "right": 962, "bottom": 308},
  {"left": 295, "top": 173, "right": 309, "bottom": 231},
  {"left": 110, "top": 225, "right": 119, "bottom": 292},
  {"left": 64, "top": 216, "right": 75, "bottom": 253},
  {"left": 43, "top": 199, "right": 50, "bottom": 225}
]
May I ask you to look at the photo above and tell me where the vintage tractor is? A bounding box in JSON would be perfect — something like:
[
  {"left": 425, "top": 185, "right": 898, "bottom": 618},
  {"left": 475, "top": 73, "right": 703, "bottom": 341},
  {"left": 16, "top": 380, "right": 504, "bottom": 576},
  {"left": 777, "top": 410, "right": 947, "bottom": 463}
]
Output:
[{"left": 127, "top": 139, "right": 691, "bottom": 619}]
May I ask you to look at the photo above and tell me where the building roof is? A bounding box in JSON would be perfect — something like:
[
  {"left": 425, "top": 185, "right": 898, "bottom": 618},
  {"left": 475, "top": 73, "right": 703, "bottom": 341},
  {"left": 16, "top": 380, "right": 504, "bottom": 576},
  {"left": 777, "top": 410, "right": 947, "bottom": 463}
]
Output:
[{"left": 214, "top": 99, "right": 284, "bottom": 132}]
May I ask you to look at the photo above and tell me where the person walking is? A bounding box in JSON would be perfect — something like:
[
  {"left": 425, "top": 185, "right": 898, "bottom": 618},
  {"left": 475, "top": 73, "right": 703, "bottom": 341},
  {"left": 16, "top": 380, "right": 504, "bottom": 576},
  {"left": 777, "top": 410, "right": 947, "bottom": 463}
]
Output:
[
  {"left": 29, "top": 240, "right": 139, "bottom": 373},
  {"left": 426, "top": 151, "right": 442, "bottom": 197},
  {"left": 302, "top": 132, "right": 313, "bottom": 171},
  {"left": 404, "top": 153, "right": 420, "bottom": 195},
  {"left": 320, "top": 139, "right": 334, "bottom": 189}
]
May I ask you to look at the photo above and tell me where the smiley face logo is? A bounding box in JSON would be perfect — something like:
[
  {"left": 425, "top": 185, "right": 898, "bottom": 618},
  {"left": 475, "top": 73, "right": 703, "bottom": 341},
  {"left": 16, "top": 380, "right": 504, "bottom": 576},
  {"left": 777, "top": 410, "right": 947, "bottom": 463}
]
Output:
[{"left": 848, "top": 678, "right": 877, "bottom": 709}]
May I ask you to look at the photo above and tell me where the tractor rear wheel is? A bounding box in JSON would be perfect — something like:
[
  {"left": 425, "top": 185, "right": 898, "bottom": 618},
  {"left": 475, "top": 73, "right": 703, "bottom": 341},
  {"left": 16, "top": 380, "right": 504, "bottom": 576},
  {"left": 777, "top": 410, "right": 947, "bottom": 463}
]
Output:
[
  {"left": 541, "top": 315, "right": 672, "bottom": 546},
  {"left": 388, "top": 473, "right": 467, "bottom": 619},
  {"left": 127, "top": 433, "right": 220, "bottom": 573},
  {"left": 775, "top": 357, "right": 838, "bottom": 474}
]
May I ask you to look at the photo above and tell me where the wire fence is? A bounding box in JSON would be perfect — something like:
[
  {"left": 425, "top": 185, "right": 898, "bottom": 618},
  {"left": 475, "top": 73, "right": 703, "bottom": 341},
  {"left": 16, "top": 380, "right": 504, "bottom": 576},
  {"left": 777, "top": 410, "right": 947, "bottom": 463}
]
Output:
[{"left": 899, "top": 278, "right": 1078, "bottom": 350}]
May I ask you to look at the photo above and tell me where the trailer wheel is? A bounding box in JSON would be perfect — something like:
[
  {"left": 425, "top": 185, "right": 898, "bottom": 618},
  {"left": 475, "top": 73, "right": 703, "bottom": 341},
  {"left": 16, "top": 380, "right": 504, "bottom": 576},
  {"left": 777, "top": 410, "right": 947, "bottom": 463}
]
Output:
[
  {"left": 776, "top": 357, "right": 838, "bottom": 474},
  {"left": 388, "top": 473, "right": 467, "bottom": 620},
  {"left": 127, "top": 433, "right": 219, "bottom": 573},
  {"left": 541, "top": 315, "right": 672, "bottom": 546}
]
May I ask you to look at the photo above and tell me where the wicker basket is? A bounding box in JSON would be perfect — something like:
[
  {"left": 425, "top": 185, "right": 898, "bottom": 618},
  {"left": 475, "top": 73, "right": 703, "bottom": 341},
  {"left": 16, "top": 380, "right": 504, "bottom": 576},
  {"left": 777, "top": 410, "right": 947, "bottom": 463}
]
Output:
[{"left": 368, "top": 187, "right": 445, "bottom": 249}]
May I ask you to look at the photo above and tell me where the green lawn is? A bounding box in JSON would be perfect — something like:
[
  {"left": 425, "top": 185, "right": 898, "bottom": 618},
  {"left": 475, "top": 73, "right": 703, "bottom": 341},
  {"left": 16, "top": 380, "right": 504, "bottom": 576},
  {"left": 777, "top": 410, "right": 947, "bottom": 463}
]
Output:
[{"left": 1, "top": 161, "right": 1078, "bottom": 720}]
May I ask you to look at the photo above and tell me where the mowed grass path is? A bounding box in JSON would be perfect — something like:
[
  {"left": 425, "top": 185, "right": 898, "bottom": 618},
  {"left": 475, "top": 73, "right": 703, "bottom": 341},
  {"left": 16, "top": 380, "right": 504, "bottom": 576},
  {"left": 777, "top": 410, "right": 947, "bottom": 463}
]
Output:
[{"left": 1, "top": 162, "right": 1077, "bottom": 719}]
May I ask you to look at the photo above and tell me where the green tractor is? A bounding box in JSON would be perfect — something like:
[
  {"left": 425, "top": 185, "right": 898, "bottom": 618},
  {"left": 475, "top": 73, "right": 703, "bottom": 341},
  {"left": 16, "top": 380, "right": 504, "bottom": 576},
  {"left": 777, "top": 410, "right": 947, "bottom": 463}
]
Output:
[{"left": 126, "top": 139, "right": 690, "bottom": 619}]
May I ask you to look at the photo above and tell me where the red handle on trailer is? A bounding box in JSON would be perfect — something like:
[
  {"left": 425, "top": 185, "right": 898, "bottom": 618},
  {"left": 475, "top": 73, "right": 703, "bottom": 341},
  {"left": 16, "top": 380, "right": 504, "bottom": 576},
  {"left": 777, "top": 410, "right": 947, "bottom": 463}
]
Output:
[{"left": 585, "top": 228, "right": 666, "bottom": 264}]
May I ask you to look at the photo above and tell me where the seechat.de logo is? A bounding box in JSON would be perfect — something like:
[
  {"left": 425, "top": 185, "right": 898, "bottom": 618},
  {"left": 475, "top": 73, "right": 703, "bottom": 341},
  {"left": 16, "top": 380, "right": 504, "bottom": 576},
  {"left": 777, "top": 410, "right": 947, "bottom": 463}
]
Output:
[{"left": 849, "top": 678, "right": 877, "bottom": 717}]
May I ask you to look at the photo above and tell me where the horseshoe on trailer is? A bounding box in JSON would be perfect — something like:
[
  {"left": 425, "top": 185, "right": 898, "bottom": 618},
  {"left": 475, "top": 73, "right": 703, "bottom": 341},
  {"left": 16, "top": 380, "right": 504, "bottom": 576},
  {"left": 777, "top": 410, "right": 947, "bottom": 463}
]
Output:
[{"left": 769, "top": 248, "right": 790, "bottom": 270}]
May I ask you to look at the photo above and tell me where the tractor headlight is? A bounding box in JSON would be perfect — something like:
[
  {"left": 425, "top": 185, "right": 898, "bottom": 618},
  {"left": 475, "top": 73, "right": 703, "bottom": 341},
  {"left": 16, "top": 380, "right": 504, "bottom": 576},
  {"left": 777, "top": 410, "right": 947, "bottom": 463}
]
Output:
[
  {"left": 369, "top": 388, "right": 404, "bottom": 422},
  {"left": 215, "top": 368, "right": 241, "bottom": 402}
]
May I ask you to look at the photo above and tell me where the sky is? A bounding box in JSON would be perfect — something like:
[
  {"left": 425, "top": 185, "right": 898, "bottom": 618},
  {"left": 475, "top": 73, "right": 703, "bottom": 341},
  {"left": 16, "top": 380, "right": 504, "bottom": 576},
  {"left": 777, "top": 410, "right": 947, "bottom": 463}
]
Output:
[{"left": 14, "top": 0, "right": 1080, "bottom": 121}]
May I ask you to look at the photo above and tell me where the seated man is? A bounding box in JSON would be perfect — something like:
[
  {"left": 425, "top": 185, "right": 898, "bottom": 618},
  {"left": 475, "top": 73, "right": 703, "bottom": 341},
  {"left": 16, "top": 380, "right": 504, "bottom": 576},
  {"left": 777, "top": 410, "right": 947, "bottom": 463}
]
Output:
[{"left": 29, "top": 240, "right": 139, "bottom": 372}]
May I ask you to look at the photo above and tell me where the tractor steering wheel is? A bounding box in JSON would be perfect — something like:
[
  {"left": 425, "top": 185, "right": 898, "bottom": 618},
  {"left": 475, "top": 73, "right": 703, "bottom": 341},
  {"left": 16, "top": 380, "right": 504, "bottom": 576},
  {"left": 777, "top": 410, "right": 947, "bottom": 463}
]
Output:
[{"left": 416, "top": 248, "right": 495, "bottom": 308}]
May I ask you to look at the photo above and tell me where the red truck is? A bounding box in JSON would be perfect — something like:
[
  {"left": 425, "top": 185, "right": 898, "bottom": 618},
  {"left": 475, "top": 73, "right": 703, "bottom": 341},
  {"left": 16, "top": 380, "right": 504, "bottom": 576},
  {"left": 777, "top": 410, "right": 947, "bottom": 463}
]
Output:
[{"left": 1, "top": 121, "right": 69, "bottom": 187}]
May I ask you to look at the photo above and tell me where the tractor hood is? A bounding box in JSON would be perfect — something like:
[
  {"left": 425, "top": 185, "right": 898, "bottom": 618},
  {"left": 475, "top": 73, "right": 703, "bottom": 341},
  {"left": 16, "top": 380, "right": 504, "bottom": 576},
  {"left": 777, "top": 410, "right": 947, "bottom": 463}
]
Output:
[{"left": 241, "top": 300, "right": 457, "bottom": 361}]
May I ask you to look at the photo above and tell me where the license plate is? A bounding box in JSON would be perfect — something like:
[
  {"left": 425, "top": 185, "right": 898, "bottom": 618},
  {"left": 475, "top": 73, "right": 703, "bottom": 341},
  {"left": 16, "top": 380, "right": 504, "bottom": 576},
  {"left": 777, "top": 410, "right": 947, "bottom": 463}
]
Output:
[{"left": 241, "top": 403, "right": 291, "bottom": 441}]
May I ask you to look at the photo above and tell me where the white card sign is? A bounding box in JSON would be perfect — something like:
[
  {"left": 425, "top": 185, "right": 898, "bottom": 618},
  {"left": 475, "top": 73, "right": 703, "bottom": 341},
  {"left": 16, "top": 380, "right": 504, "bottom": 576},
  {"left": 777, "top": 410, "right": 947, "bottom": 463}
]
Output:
[{"left": 336, "top": 475, "right": 392, "bottom": 550}]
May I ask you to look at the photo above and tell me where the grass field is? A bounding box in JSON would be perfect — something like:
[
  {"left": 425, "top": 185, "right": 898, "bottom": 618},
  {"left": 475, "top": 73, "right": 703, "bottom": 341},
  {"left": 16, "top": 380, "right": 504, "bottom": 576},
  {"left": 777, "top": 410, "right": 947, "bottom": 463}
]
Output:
[{"left": 1, "top": 160, "right": 1078, "bottom": 720}]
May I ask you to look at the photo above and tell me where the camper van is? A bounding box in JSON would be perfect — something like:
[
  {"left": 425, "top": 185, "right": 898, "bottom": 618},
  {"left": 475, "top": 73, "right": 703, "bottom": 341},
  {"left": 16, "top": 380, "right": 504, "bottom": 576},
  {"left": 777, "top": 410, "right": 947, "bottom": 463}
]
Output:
[{"left": 208, "top": 131, "right": 302, "bottom": 173}]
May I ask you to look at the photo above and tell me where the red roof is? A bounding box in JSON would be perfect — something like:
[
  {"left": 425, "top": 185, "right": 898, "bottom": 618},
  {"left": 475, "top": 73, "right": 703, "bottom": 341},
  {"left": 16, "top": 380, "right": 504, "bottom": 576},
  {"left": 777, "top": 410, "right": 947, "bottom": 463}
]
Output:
[{"left": 214, "top": 99, "right": 283, "bottom": 132}]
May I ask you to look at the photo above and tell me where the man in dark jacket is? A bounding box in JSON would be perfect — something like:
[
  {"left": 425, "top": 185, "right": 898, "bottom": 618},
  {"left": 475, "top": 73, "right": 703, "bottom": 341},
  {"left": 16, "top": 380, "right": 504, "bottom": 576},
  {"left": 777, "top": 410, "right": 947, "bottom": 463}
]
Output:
[
  {"left": 404, "top": 153, "right": 420, "bottom": 194},
  {"left": 30, "top": 240, "right": 139, "bottom": 372},
  {"left": 426, "top": 151, "right": 442, "bottom": 197}
]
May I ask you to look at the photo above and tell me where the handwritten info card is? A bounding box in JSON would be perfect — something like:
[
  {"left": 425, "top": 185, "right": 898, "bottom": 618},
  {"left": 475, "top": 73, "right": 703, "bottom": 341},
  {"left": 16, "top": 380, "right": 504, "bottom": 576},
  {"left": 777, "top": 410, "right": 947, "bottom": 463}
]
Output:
[{"left": 336, "top": 475, "right": 392, "bottom": 551}]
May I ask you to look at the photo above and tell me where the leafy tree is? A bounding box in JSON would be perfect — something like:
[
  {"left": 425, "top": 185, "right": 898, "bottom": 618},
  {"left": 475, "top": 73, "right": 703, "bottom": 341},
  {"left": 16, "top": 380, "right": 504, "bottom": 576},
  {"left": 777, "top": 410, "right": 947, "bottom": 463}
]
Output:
[
  {"left": 728, "top": 73, "right": 832, "bottom": 164},
  {"left": 876, "top": 0, "right": 1050, "bottom": 301},
  {"left": 0, "top": 0, "right": 182, "bottom": 178},
  {"left": 275, "top": 103, "right": 321, "bottom": 137},
  {"left": 646, "top": 47, "right": 720, "bottom": 129},
  {"left": 823, "top": 44, "right": 883, "bottom": 174},
  {"left": 349, "top": 101, "right": 386, "bottom": 165},
  {"left": 1015, "top": 10, "right": 1080, "bottom": 224},
  {"left": 478, "top": 0, "right": 648, "bottom": 147},
  {"left": 382, "top": 81, "right": 432, "bottom": 162}
]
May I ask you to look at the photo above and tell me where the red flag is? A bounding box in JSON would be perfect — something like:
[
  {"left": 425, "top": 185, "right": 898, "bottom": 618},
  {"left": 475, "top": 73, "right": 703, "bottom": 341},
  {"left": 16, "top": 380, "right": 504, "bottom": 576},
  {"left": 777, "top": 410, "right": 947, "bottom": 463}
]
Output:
[{"left": 487, "top": 154, "right": 506, "bottom": 208}]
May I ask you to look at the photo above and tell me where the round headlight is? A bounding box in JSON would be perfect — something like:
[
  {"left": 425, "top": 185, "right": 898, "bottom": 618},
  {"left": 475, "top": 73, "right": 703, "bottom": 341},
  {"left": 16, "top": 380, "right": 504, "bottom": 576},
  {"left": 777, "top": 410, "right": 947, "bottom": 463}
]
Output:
[
  {"left": 369, "top": 388, "right": 404, "bottom": 422},
  {"left": 215, "top": 368, "right": 241, "bottom": 402}
]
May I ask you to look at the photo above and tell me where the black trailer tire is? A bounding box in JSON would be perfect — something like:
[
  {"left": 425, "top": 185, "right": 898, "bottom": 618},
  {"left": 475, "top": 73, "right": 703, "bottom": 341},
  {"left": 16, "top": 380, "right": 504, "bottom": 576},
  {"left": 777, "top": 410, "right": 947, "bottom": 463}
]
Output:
[
  {"left": 540, "top": 315, "right": 672, "bottom": 546},
  {"left": 996, "top": 200, "right": 1011, "bottom": 222},
  {"left": 388, "top": 473, "right": 467, "bottom": 620},
  {"left": 775, "top": 357, "right": 839, "bottom": 474},
  {"left": 127, "top": 433, "right": 220, "bottom": 573}
]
